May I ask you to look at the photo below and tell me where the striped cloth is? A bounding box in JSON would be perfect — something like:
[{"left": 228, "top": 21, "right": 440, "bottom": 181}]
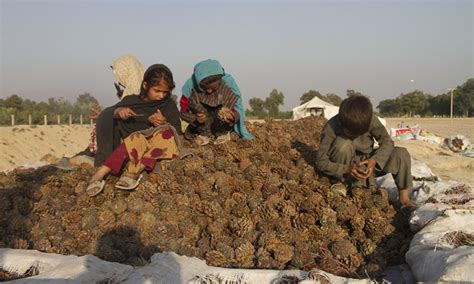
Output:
[
  {"left": 188, "top": 82, "right": 239, "bottom": 113},
  {"left": 193, "top": 82, "right": 239, "bottom": 109}
]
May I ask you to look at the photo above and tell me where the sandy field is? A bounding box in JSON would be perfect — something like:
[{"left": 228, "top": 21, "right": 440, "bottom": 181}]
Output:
[
  {"left": 385, "top": 117, "right": 474, "bottom": 140},
  {"left": 0, "top": 125, "right": 93, "bottom": 171},
  {"left": 395, "top": 139, "right": 474, "bottom": 185},
  {"left": 385, "top": 117, "right": 474, "bottom": 185}
]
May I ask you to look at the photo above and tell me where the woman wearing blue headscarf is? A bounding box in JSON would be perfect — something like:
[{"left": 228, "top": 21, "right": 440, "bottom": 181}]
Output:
[{"left": 180, "top": 59, "right": 253, "bottom": 145}]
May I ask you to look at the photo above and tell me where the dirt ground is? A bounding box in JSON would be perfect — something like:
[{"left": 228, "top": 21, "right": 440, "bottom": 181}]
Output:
[
  {"left": 385, "top": 117, "right": 474, "bottom": 140},
  {"left": 384, "top": 117, "right": 474, "bottom": 185},
  {"left": 0, "top": 125, "right": 93, "bottom": 171}
]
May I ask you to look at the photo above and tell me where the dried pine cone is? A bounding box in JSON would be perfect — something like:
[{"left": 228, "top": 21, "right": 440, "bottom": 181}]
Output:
[
  {"left": 292, "top": 213, "right": 316, "bottom": 231},
  {"left": 258, "top": 231, "right": 280, "bottom": 250},
  {"left": 234, "top": 241, "right": 254, "bottom": 267},
  {"left": 278, "top": 200, "right": 297, "bottom": 217},
  {"left": 330, "top": 239, "right": 357, "bottom": 261},
  {"left": 206, "top": 250, "right": 227, "bottom": 267},
  {"left": 230, "top": 216, "right": 254, "bottom": 238},
  {"left": 217, "top": 107, "right": 235, "bottom": 124},
  {"left": 272, "top": 243, "right": 294, "bottom": 265},
  {"left": 197, "top": 200, "right": 222, "bottom": 218},
  {"left": 251, "top": 175, "right": 265, "bottom": 191},
  {"left": 98, "top": 210, "right": 117, "bottom": 232}
]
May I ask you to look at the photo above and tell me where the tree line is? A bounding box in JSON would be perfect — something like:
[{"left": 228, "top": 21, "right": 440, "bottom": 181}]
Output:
[
  {"left": 0, "top": 93, "right": 99, "bottom": 125},
  {"left": 246, "top": 78, "right": 473, "bottom": 119},
  {"left": 245, "top": 89, "right": 348, "bottom": 119},
  {"left": 2, "top": 78, "right": 472, "bottom": 125},
  {"left": 377, "top": 79, "right": 474, "bottom": 117}
]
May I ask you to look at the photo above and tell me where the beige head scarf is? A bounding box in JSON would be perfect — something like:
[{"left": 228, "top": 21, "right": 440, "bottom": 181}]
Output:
[{"left": 111, "top": 54, "right": 145, "bottom": 99}]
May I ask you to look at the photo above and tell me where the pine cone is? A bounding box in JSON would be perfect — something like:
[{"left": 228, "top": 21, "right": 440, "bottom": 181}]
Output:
[
  {"left": 206, "top": 250, "right": 227, "bottom": 266},
  {"left": 251, "top": 176, "right": 265, "bottom": 190},
  {"left": 231, "top": 216, "right": 254, "bottom": 237},
  {"left": 218, "top": 107, "right": 234, "bottom": 123},
  {"left": 234, "top": 241, "right": 254, "bottom": 267}
]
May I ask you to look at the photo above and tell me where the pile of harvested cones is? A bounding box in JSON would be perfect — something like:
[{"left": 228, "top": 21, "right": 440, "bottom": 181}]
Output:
[{"left": 0, "top": 116, "right": 412, "bottom": 279}]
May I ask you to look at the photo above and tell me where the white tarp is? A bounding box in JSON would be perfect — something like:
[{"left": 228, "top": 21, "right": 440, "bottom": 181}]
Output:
[
  {"left": 0, "top": 250, "right": 371, "bottom": 284},
  {"left": 405, "top": 209, "right": 474, "bottom": 282},
  {"left": 123, "top": 252, "right": 371, "bottom": 284},
  {"left": 0, "top": 248, "right": 133, "bottom": 283},
  {"left": 376, "top": 159, "right": 474, "bottom": 283}
]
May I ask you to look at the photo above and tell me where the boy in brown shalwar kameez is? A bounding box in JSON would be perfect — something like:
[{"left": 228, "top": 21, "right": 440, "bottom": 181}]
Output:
[{"left": 315, "top": 95, "right": 417, "bottom": 208}]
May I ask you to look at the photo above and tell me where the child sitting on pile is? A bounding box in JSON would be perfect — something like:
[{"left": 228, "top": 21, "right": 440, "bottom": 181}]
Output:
[
  {"left": 179, "top": 59, "right": 253, "bottom": 145},
  {"left": 315, "top": 95, "right": 417, "bottom": 208}
]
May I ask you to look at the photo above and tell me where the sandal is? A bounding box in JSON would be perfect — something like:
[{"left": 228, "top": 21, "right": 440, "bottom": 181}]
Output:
[
  {"left": 196, "top": 135, "right": 211, "bottom": 146},
  {"left": 330, "top": 183, "right": 347, "bottom": 197},
  {"left": 214, "top": 132, "right": 230, "bottom": 145},
  {"left": 86, "top": 180, "right": 105, "bottom": 197},
  {"left": 115, "top": 174, "right": 143, "bottom": 190}
]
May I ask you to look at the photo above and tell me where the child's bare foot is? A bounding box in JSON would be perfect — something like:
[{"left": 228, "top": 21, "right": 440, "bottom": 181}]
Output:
[
  {"left": 399, "top": 188, "right": 419, "bottom": 209},
  {"left": 400, "top": 199, "right": 418, "bottom": 209}
]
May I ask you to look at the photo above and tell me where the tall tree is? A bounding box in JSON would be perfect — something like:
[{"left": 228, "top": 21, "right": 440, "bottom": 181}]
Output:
[
  {"left": 346, "top": 89, "right": 364, "bottom": 97},
  {"left": 247, "top": 97, "right": 266, "bottom": 118},
  {"left": 325, "top": 93, "right": 343, "bottom": 106},
  {"left": 264, "top": 89, "right": 285, "bottom": 118},
  {"left": 73, "top": 92, "right": 99, "bottom": 119},
  {"left": 299, "top": 90, "right": 321, "bottom": 105}
]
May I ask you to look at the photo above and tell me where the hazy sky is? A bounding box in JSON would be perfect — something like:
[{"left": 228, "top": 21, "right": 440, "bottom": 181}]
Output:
[{"left": 1, "top": 0, "right": 473, "bottom": 110}]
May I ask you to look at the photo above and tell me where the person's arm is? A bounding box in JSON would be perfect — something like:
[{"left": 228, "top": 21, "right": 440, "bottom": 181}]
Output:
[
  {"left": 112, "top": 96, "right": 137, "bottom": 120},
  {"left": 370, "top": 116, "right": 394, "bottom": 169},
  {"left": 231, "top": 109, "right": 240, "bottom": 122},
  {"left": 179, "top": 96, "right": 197, "bottom": 123},
  {"left": 315, "top": 123, "right": 349, "bottom": 180},
  {"left": 167, "top": 103, "right": 183, "bottom": 135}
]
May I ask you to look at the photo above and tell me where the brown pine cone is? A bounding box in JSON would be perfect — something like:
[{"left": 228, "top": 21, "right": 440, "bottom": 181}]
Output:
[{"left": 218, "top": 107, "right": 234, "bottom": 123}]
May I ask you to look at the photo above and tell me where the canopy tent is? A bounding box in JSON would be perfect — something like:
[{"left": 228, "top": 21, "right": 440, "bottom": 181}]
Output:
[
  {"left": 292, "top": 96, "right": 339, "bottom": 121},
  {"left": 292, "top": 96, "right": 386, "bottom": 127}
]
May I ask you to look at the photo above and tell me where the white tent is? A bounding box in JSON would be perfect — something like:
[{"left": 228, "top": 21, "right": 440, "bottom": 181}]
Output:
[
  {"left": 292, "top": 97, "right": 340, "bottom": 121},
  {"left": 292, "top": 97, "right": 386, "bottom": 127}
]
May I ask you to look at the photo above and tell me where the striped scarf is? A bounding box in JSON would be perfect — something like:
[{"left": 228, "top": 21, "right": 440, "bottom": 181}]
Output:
[{"left": 190, "top": 82, "right": 239, "bottom": 111}]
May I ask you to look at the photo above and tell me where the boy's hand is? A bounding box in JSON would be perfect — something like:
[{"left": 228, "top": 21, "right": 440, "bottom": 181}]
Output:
[
  {"left": 358, "top": 159, "right": 377, "bottom": 179},
  {"left": 114, "top": 107, "right": 136, "bottom": 120},
  {"left": 346, "top": 163, "right": 367, "bottom": 180},
  {"left": 196, "top": 112, "right": 207, "bottom": 123},
  {"left": 149, "top": 110, "right": 166, "bottom": 126}
]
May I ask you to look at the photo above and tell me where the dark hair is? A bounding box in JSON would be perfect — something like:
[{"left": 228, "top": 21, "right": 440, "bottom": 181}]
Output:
[
  {"left": 140, "top": 64, "right": 175, "bottom": 97},
  {"left": 338, "top": 95, "right": 373, "bottom": 138},
  {"left": 200, "top": 74, "right": 223, "bottom": 88}
]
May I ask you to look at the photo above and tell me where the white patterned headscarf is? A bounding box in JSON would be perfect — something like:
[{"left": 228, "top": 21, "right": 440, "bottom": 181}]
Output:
[{"left": 111, "top": 54, "right": 145, "bottom": 99}]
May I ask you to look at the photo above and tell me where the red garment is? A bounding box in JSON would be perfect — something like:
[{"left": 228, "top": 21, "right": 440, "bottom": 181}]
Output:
[
  {"left": 103, "top": 142, "right": 159, "bottom": 175},
  {"left": 180, "top": 96, "right": 190, "bottom": 112},
  {"left": 103, "top": 144, "right": 129, "bottom": 174}
]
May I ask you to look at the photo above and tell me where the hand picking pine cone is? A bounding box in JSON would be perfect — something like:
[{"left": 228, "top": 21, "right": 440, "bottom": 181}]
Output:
[
  {"left": 218, "top": 107, "right": 234, "bottom": 124},
  {"left": 148, "top": 110, "right": 166, "bottom": 126},
  {"left": 148, "top": 112, "right": 161, "bottom": 122}
]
